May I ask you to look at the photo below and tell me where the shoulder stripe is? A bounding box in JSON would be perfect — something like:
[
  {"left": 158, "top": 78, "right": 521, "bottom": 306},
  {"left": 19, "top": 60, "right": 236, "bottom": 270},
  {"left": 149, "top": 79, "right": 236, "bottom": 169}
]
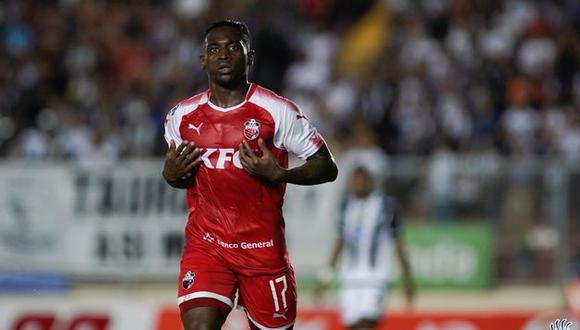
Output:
[
  {"left": 247, "top": 85, "right": 293, "bottom": 150},
  {"left": 175, "top": 90, "right": 210, "bottom": 117},
  {"left": 248, "top": 85, "right": 297, "bottom": 113}
]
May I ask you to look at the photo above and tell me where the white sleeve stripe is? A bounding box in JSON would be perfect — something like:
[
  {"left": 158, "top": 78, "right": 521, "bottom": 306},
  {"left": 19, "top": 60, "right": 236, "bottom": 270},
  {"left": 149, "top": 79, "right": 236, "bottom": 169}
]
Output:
[
  {"left": 249, "top": 86, "right": 325, "bottom": 159},
  {"left": 299, "top": 140, "right": 324, "bottom": 159},
  {"left": 248, "top": 87, "right": 286, "bottom": 150},
  {"left": 164, "top": 112, "right": 183, "bottom": 146},
  {"left": 177, "top": 291, "right": 233, "bottom": 307},
  {"left": 164, "top": 93, "right": 207, "bottom": 146}
]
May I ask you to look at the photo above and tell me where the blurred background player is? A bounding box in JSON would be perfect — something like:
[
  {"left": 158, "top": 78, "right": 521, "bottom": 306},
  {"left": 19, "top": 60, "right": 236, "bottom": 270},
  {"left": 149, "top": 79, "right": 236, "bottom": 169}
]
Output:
[
  {"left": 162, "top": 20, "right": 337, "bottom": 330},
  {"left": 314, "top": 166, "right": 415, "bottom": 330}
]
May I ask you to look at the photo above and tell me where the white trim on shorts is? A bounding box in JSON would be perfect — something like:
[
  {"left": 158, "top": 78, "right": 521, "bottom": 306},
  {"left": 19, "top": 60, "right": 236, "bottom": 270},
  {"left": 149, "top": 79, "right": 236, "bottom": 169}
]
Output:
[
  {"left": 239, "top": 305, "right": 295, "bottom": 330},
  {"left": 177, "top": 291, "right": 234, "bottom": 308}
]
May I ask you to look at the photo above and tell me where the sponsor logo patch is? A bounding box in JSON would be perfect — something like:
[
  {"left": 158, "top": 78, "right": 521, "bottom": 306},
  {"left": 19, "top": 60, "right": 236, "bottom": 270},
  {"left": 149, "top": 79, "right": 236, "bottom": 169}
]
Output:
[
  {"left": 188, "top": 123, "right": 203, "bottom": 135},
  {"left": 273, "top": 312, "right": 287, "bottom": 320}
]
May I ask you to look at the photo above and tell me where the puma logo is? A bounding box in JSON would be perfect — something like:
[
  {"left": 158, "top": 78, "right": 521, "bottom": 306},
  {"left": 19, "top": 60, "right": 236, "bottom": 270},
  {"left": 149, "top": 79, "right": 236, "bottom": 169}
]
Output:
[
  {"left": 272, "top": 312, "right": 287, "bottom": 320},
  {"left": 188, "top": 123, "right": 203, "bottom": 135}
]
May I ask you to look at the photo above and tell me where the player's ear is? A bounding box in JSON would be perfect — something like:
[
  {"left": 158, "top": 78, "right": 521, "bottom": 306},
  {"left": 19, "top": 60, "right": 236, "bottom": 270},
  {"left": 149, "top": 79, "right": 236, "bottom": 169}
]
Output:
[
  {"left": 247, "top": 50, "right": 255, "bottom": 66},
  {"left": 199, "top": 53, "right": 206, "bottom": 70}
]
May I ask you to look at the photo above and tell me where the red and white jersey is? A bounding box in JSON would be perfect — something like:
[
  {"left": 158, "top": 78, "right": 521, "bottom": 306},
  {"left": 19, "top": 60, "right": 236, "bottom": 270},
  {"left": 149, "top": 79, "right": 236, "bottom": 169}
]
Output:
[{"left": 164, "top": 83, "right": 326, "bottom": 276}]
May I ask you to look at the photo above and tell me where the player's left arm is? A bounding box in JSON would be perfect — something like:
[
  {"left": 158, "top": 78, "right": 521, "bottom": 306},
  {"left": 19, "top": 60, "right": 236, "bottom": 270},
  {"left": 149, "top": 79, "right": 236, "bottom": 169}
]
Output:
[
  {"left": 392, "top": 207, "right": 416, "bottom": 307},
  {"left": 283, "top": 144, "right": 338, "bottom": 185},
  {"left": 239, "top": 139, "right": 337, "bottom": 184},
  {"left": 239, "top": 101, "right": 337, "bottom": 184},
  {"left": 395, "top": 236, "right": 415, "bottom": 307},
  {"left": 162, "top": 103, "right": 201, "bottom": 189}
]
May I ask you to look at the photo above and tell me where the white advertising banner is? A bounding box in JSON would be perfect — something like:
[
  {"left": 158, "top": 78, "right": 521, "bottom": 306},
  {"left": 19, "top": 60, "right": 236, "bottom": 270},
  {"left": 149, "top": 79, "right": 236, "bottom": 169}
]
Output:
[
  {"left": 0, "top": 161, "right": 342, "bottom": 280},
  {"left": 0, "top": 165, "right": 74, "bottom": 273}
]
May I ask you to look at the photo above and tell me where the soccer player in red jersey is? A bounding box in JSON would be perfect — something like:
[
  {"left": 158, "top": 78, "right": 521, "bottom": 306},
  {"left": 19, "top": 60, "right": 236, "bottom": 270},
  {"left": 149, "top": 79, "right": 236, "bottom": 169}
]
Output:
[{"left": 162, "top": 20, "right": 338, "bottom": 330}]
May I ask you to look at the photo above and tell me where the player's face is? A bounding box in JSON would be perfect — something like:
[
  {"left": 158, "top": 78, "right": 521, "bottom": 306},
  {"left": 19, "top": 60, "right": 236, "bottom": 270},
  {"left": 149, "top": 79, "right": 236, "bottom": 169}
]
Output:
[
  {"left": 201, "top": 26, "right": 253, "bottom": 87},
  {"left": 352, "top": 170, "right": 372, "bottom": 198}
]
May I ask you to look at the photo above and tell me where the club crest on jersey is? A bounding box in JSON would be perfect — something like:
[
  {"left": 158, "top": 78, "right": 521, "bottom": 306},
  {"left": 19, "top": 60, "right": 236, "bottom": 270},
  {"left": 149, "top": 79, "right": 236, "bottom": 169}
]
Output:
[
  {"left": 243, "top": 119, "right": 260, "bottom": 140},
  {"left": 182, "top": 271, "right": 195, "bottom": 290}
]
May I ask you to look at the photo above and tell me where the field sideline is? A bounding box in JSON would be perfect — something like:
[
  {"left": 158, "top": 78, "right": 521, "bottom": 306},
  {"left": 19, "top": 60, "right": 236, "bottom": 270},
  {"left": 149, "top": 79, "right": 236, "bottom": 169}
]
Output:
[{"left": 0, "top": 284, "right": 562, "bottom": 311}]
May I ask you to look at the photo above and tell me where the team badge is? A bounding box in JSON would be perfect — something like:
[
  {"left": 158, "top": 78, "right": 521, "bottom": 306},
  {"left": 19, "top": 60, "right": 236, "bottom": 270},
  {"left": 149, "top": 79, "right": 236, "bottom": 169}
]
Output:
[
  {"left": 243, "top": 119, "right": 260, "bottom": 140},
  {"left": 182, "top": 271, "right": 195, "bottom": 290}
]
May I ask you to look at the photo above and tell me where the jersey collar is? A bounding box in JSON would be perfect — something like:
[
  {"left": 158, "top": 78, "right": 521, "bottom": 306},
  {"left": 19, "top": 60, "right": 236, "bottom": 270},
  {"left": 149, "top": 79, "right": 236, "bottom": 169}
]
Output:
[{"left": 207, "top": 83, "right": 257, "bottom": 112}]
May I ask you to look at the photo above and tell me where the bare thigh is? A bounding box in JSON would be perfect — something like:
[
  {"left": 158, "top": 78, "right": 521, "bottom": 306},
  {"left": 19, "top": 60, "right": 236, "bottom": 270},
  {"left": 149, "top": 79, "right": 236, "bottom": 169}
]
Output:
[{"left": 182, "top": 306, "right": 229, "bottom": 330}]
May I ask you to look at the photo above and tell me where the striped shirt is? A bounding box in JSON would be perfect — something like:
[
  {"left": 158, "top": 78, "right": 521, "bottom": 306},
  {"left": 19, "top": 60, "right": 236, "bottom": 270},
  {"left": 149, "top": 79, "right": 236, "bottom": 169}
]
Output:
[{"left": 337, "top": 192, "right": 400, "bottom": 284}]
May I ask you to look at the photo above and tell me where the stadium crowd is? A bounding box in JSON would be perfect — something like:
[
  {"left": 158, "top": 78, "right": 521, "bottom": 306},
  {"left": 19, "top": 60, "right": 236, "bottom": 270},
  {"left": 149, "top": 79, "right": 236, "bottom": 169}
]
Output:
[{"left": 1, "top": 0, "right": 578, "bottom": 165}]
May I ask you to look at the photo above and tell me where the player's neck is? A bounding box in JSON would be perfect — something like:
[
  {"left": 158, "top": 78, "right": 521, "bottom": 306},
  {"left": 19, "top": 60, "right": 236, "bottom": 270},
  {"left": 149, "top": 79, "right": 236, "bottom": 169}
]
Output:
[{"left": 209, "top": 80, "right": 251, "bottom": 108}]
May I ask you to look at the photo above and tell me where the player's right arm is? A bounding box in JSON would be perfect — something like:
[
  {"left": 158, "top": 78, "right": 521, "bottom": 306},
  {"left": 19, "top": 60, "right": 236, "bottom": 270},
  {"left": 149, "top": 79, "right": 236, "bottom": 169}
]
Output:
[
  {"left": 239, "top": 100, "right": 337, "bottom": 185},
  {"left": 313, "top": 199, "right": 347, "bottom": 301},
  {"left": 162, "top": 140, "right": 201, "bottom": 189},
  {"left": 162, "top": 104, "right": 201, "bottom": 189}
]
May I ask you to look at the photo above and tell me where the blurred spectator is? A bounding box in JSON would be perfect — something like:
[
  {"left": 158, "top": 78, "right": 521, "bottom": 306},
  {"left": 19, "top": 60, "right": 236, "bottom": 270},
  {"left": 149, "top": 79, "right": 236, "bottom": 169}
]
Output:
[
  {"left": 250, "top": 15, "right": 297, "bottom": 94},
  {"left": 338, "top": 120, "right": 388, "bottom": 186},
  {"left": 427, "top": 138, "right": 457, "bottom": 219}
]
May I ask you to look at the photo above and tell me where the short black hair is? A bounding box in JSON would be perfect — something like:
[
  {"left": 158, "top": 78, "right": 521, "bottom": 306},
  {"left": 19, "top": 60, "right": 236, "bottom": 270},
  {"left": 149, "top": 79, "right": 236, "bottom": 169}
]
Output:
[{"left": 203, "top": 20, "right": 251, "bottom": 48}]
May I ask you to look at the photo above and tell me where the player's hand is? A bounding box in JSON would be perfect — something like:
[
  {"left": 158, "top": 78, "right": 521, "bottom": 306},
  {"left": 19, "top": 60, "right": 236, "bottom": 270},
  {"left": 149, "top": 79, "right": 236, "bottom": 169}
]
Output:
[
  {"left": 239, "top": 139, "right": 285, "bottom": 182},
  {"left": 162, "top": 140, "right": 202, "bottom": 182},
  {"left": 312, "top": 281, "right": 329, "bottom": 305}
]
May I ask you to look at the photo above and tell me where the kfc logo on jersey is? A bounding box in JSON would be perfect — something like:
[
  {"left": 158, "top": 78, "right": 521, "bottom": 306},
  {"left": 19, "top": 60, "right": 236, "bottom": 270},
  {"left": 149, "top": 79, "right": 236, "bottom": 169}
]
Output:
[
  {"left": 244, "top": 119, "right": 260, "bottom": 140},
  {"left": 200, "top": 148, "right": 243, "bottom": 169},
  {"left": 182, "top": 271, "right": 195, "bottom": 290}
]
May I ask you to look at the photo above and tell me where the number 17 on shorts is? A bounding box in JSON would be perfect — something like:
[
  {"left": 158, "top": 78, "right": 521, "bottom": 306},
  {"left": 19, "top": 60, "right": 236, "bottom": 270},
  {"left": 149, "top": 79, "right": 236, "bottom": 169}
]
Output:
[{"left": 238, "top": 269, "right": 297, "bottom": 329}]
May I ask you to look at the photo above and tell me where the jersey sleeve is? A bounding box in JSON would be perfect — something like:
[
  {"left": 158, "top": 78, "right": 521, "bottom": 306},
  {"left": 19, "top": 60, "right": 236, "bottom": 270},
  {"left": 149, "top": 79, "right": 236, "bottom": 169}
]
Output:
[
  {"left": 275, "top": 102, "right": 325, "bottom": 160},
  {"left": 164, "top": 104, "right": 182, "bottom": 146}
]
